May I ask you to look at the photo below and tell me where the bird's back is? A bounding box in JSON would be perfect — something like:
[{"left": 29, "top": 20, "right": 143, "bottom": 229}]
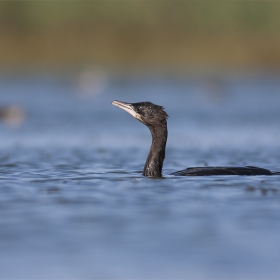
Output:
[{"left": 172, "top": 166, "right": 272, "bottom": 176}]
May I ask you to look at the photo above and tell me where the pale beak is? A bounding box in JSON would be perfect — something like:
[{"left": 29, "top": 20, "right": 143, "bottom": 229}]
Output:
[{"left": 112, "top": 100, "right": 142, "bottom": 121}]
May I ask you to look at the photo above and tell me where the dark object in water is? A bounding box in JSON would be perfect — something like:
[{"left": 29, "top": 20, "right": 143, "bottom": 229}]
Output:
[
  {"left": 112, "top": 100, "right": 279, "bottom": 177},
  {"left": 0, "top": 106, "right": 24, "bottom": 126}
]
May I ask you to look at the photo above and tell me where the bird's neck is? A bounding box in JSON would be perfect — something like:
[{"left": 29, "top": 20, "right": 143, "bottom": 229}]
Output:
[{"left": 143, "top": 122, "right": 168, "bottom": 177}]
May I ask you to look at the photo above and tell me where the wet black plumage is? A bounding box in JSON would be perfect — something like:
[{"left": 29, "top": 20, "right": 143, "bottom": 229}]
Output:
[{"left": 112, "top": 100, "right": 277, "bottom": 177}]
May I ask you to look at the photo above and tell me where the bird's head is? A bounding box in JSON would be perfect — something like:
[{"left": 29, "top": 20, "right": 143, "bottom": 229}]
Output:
[{"left": 112, "top": 100, "right": 168, "bottom": 127}]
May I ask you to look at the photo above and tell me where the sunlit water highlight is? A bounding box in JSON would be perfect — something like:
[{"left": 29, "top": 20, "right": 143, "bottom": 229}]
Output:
[{"left": 0, "top": 73, "right": 280, "bottom": 279}]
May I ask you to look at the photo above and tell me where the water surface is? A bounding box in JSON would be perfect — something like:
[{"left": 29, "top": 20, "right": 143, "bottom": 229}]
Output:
[{"left": 1, "top": 73, "right": 280, "bottom": 279}]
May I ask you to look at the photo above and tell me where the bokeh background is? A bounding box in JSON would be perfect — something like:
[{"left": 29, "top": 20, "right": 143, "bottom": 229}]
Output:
[
  {"left": 1, "top": 1, "right": 280, "bottom": 72},
  {"left": 1, "top": 2, "right": 280, "bottom": 280}
]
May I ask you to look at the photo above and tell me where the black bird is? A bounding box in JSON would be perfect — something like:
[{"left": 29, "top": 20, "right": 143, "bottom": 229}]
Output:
[{"left": 112, "top": 100, "right": 279, "bottom": 177}]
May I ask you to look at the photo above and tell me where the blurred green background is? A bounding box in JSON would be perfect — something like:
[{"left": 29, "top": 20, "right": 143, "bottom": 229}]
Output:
[{"left": 1, "top": 1, "right": 280, "bottom": 72}]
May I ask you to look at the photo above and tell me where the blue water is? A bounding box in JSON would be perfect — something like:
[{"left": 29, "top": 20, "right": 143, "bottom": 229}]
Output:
[{"left": 1, "top": 72, "right": 280, "bottom": 279}]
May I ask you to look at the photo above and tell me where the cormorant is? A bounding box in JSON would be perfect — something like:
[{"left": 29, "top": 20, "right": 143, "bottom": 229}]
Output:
[{"left": 112, "top": 100, "right": 279, "bottom": 177}]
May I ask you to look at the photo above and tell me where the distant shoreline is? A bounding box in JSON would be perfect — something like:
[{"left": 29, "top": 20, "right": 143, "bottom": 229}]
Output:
[
  {"left": 1, "top": 1, "right": 280, "bottom": 70},
  {"left": 1, "top": 29, "right": 280, "bottom": 70}
]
